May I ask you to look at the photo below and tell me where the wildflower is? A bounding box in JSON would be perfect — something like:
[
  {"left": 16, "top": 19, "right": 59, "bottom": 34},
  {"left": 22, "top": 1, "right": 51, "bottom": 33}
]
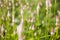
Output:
[
  {"left": 31, "top": 25, "right": 35, "bottom": 30},
  {"left": 50, "top": 28, "right": 54, "bottom": 35},
  {"left": 1, "top": 35, "right": 4, "bottom": 38},
  {"left": 5, "top": 30, "right": 7, "bottom": 32},
  {"left": 2, "top": 16, "right": 4, "bottom": 20},
  {"left": 37, "top": 2, "right": 42, "bottom": 14},
  {"left": 15, "top": 3, "right": 18, "bottom": 6},
  {"left": 25, "top": 0, "right": 29, "bottom": 5},
  {"left": 29, "top": 25, "right": 35, "bottom": 30},
  {"left": 46, "top": 0, "right": 52, "bottom": 10},
  {"left": 9, "top": 2, "right": 11, "bottom": 6},
  {"left": 17, "top": 16, "right": 23, "bottom": 40},
  {"left": 21, "top": 9, "right": 24, "bottom": 14},
  {"left": 0, "top": 1, "right": 3, "bottom": 7},
  {"left": 1, "top": 25, "right": 4, "bottom": 33},
  {"left": 7, "top": 11, "right": 10, "bottom": 17},
  {"left": 0, "top": 25, "right": 4, "bottom": 38},
  {"left": 34, "top": 32, "right": 37, "bottom": 36},
  {"left": 56, "top": 15, "right": 59, "bottom": 26},
  {"left": 31, "top": 17, "right": 35, "bottom": 22},
  {"left": 0, "top": 1, "right": 1, "bottom": 4},
  {"left": 57, "top": 10, "right": 60, "bottom": 14}
]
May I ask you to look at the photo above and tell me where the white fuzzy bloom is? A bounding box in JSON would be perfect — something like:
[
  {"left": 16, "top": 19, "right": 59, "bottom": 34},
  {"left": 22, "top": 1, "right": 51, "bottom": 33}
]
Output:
[
  {"left": 15, "top": 3, "right": 18, "bottom": 6},
  {"left": 46, "top": 0, "right": 52, "bottom": 10},
  {"left": 9, "top": 2, "right": 11, "bottom": 6},
  {"left": 7, "top": 11, "right": 10, "bottom": 17},
  {"left": 31, "top": 25, "right": 35, "bottom": 30},
  {"left": 17, "top": 16, "right": 23, "bottom": 40},
  {"left": 29, "top": 25, "right": 35, "bottom": 30},
  {"left": 34, "top": 32, "right": 37, "bottom": 36},
  {"left": 5, "top": 30, "right": 7, "bottom": 32},
  {"left": 56, "top": 16, "right": 59, "bottom": 22},
  {"left": 2, "top": 16, "right": 4, "bottom": 20},
  {"left": 21, "top": 9, "right": 23, "bottom": 15},
  {"left": 0, "top": 4, "right": 3, "bottom": 7},
  {"left": 25, "top": 0, "right": 29, "bottom": 5},
  {"left": 56, "top": 16, "right": 59, "bottom": 26},
  {"left": 1, "top": 25, "right": 4, "bottom": 32},
  {"left": 0, "top": 25, "right": 4, "bottom": 38},
  {"left": 0, "top": 1, "right": 3, "bottom": 7},
  {"left": 1, "top": 35, "right": 4, "bottom": 38},
  {"left": 46, "top": 0, "right": 48, "bottom": 10},
  {"left": 50, "top": 29, "right": 54, "bottom": 35},
  {"left": 57, "top": 10, "right": 60, "bottom": 14},
  {"left": 12, "top": 15, "right": 15, "bottom": 25},
  {"left": 0, "top": 1, "right": 1, "bottom": 4},
  {"left": 51, "top": 31, "right": 54, "bottom": 35}
]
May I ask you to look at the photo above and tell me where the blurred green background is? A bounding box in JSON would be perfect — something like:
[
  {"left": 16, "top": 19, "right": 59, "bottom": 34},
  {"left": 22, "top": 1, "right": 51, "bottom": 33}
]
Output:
[{"left": 0, "top": 0, "right": 60, "bottom": 40}]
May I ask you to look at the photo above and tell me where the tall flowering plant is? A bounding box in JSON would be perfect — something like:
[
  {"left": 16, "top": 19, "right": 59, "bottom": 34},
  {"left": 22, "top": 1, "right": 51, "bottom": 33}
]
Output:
[{"left": 0, "top": 0, "right": 60, "bottom": 40}]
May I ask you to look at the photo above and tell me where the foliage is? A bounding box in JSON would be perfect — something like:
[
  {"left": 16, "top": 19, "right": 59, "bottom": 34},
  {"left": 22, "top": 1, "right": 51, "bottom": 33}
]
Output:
[{"left": 0, "top": 0, "right": 60, "bottom": 40}]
